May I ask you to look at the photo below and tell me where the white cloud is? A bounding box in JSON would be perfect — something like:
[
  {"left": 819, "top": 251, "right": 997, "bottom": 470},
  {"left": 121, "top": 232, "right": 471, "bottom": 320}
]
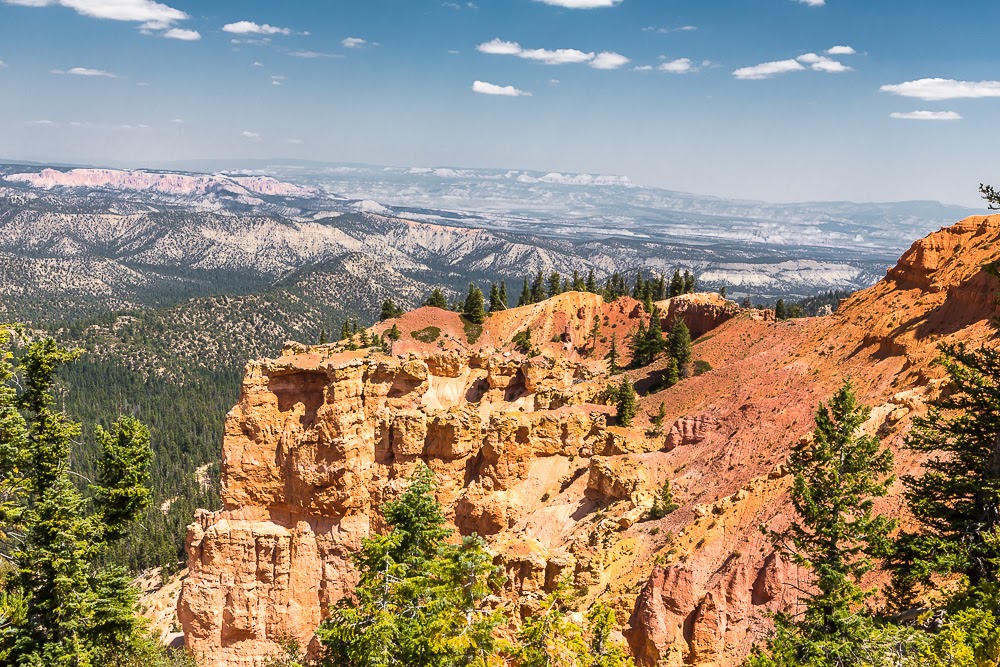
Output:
[
  {"left": 890, "top": 110, "right": 963, "bottom": 121},
  {"left": 26, "top": 119, "right": 57, "bottom": 127},
  {"left": 4, "top": 0, "right": 188, "bottom": 25},
  {"left": 163, "top": 27, "right": 199, "bottom": 40},
  {"left": 0, "top": 60, "right": 6, "bottom": 69},
  {"left": 658, "top": 58, "right": 694, "bottom": 73},
  {"left": 827, "top": 45, "right": 856, "bottom": 55},
  {"left": 270, "top": 75, "right": 285, "bottom": 86},
  {"left": 477, "top": 38, "right": 522, "bottom": 56},
  {"left": 223, "top": 21, "right": 291, "bottom": 35},
  {"left": 532, "top": 0, "right": 623, "bottom": 7},
  {"left": 796, "top": 0, "right": 825, "bottom": 5},
  {"left": 251, "top": 61, "right": 264, "bottom": 67},
  {"left": 169, "top": 118, "right": 183, "bottom": 123},
  {"left": 644, "top": 25, "right": 697, "bottom": 33},
  {"left": 242, "top": 130, "right": 261, "bottom": 140},
  {"left": 289, "top": 51, "right": 341, "bottom": 59},
  {"left": 286, "top": 138, "right": 304, "bottom": 144},
  {"left": 733, "top": 59, "right": 805, "bottom": 80},
  {"left": 633, "top": 65, "right": 653, "bottom": 72},
  {"left": 590, "top": 52, "right": 630, "bottom": 70},
  {"left": 52, "top": 66, "right": 117, "bottom": 77},
  {"left": 796, "top": 53, "right": 851, "bottom": 73},
  {"left": 880, "top": 78, "right": 1000, "bottom": 101},
  {"left": 342, "top": 37, "right": 367, "bottom": 48},
  {"left": 478, "top": 38, "right": 631, "bottom": 68},
  {"left": 472, "top": 80, "right": 532, "bottom": 97}
]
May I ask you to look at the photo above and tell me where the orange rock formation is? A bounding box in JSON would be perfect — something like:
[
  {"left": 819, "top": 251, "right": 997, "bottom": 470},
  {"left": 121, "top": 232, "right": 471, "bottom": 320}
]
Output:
[{"left": 179, "top": 215, "right": 1000, "bottom": 667}]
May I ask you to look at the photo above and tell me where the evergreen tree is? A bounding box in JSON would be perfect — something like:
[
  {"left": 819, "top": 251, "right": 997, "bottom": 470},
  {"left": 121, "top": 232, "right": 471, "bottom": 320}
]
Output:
[
  {"left": 605, "top": 336, "right": 620, "bottom": 374},
  {"left": 683, "top": 270, "right": 696, "bottom": 294},
  {"left": 891, "top": 344, "right": 1000, "bottom": 602},
  {"left": 319, "top": 329, "right": 328, "bottom": 345},
  {"left": 489, "top": 283, "right": 502, "bottom": 314},
  {"left": 615, "top": 377, "right": 637, "bottom": 427},
  {"left": 463, "top": 284, "right": 487, "bottom": 325},
  {"left": 647, "top": 480, "right": 679, "bottom": 520},
  {"left": 425, "top": 289, "right": 448, "bottom": 309},
  {"left": 628, "top": 320, "right": 649, "bottom": 368},
  {"left": 572, "top": 271, "right": 585, "bottom": 292},
  {"left": 317, "top": 465, "right": 505, "bottom": 667},
  {"left": 531, "top": 271, "right": 546, "bottom": 304},
  {"left": 664, "top": 358, "right": 680, "bottom": 388},
  {"left": 585, "top": 270, "right": 597, "bottom": 293},
  {"left": 669, "top": 270, "right": 684, "bottom": 298},
  {"left": 380, "top": 299, "right": 403, "bottom": 322},
  {"left": 719, "top": 286, "right": 728, "bottom": 299},
  {"left": 775, "top": 299, "right": 787, "bottom": 320},
  {"left": 340, "top": 319, "right": 351, "bottom": 341},
  {"left": 589, "top": 316, "right": 601, "bottom": 352},
  {"left": 515, "top": 579, "right": 587, "bottom": 667},
  {"left": 548, "top": 272, "right": 562, "bottom": 299},
  {"left": 667, "top": 320, "right": 692, "bottom": 368},
  {"left": 771, "top": 381, "right": 896, "bottom": 637},
  {"left": 742, "top": 297, "right": 753, "bottom": 309},
  {"left": 981, "top": 183, "right": 1000, "bottom": 209},
  {"left": 518, "top": 278, "right": 531, "bottom": 307},
  {"left": 585, "top": 604, "right": 634, "bottom": 667},
  {"left": 0, "top": 330, "right": 155, "bottom": 666},
  {"left": 498, "top": 281, "right": 508, "bottom": 310},
  {"left": 512, "top": 328, "right": 533, "bottom": 355},
  {"left": 387, "top": 324, "right": 401, "bottom": 342}
]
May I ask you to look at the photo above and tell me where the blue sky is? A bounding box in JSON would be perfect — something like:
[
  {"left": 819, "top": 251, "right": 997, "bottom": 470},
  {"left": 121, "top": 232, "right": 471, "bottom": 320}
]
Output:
[{"left": 0, "top": 0, "right": 998, "bottom": 205}]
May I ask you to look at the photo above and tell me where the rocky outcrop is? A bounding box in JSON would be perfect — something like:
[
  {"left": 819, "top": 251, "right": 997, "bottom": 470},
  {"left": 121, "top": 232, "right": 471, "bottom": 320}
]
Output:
[
  {"left": 180, "top": 217, "right": 1000, "bottom": 667},
  {"left": 657, "top": 293, "right": 741, "bottom": 338}
]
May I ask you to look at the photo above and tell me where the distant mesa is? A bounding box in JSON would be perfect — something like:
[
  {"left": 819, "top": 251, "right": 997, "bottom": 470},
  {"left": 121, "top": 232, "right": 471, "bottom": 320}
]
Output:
[{"left": 4, "top": 168, "right": 317, "bottom": 199}]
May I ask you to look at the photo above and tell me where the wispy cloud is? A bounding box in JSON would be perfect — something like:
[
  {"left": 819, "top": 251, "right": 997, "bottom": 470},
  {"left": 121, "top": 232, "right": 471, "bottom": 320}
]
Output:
[
  {"left": 286, "top": 138, "right": 304, "bottom": 144},
  {"left": 477, "top": 38, "right": 629, "bottom": 69},
  {"left": 26, "top": 119, "right": 58, "bottom": 127},
  {"left": 0, "top": 60, "right": 7, "bottom": 69},
  {"left": 472, "top": 80, "right": 532, "bottom": 97},
  {"left": 289, "top": 50, "right": 342, "bottom": 59},
  {"left": 797, "top": 52, "right": 851, "bottom": 73},
  {"left": 242, "top": 130, "right": 261, "bottom": 140},
  {"left": 733, "top": 59, "right": 805, "bottom": 80},
  {"left": 169, "top": 118, "right": 184, "bottom": 124},
  {"left": 881, "top": 78, "right": 1000, "bottom": 101},
  {"left": 163, "top": 27, "right": 200, "bottom": 41},
  {"left": 270, "top": 75, "right": 285, "bottom": 86},
  {"left": 342, "top": 37, "right": 368, "bottom": 48},
  {"left": 796, "top": 0, "right": 825, "bottom": 6},
  {"left": 52, "top": 66, "right": 118, "bottom": 78},
  {"left": 532, "top": 0, "right": 623, "bottom": 7},
  {"left": 733, "top": 51, "right": 851, "bottom": 79},
  {"left": 643, "top": 25, "right": 697, "bottom": 33},
  {"left": 890, "top": 110, "right": 962, "bottom": 121},
  {"left": 223, "top": 21, "right": 292, "bottom": 35}
]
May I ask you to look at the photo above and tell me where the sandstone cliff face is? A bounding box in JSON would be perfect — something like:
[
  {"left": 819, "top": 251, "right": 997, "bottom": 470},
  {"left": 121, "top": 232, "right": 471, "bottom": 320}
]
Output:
[{"left": 180, "top": 216, "right": 1000, "bottom": 667}]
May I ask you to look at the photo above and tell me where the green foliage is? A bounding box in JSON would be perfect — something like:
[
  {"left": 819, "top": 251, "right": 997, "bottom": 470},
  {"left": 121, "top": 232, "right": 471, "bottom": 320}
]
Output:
[
  {"left": 614, "top": 377, "right": 637, "bottom": 428},
  {"left": 604, "top": 336, "right": 620, "bottom": 374},
  {"left": 463, "top": 284, "right": 487, "bottom": 325},
  {"left": 647, "top": 402, "right": 667, "bottom": 437},
  {"left": 692, "top": 360, "right": 712, "bottom": 376},
  {"left": 667, "top": 320, "right": 692, "bottom": 368},
  {"left": 513, "top": 328, "right": 534, "bottom": 355},
  {"left": 775, "top": 299, "right": 787, "bottom": 320},
  {"left": 891, "top": 344, "right": 1000, "bottom": 602},
  {"left": 647, "top": 480, "right": 679, "bottom": 520},
  {"left": 411, "top": 326, "right": 442, "bottom": 343},
  {"left": 425, "top": 289, "right": 449, "bottom": 309},
  {"left": 379, "top": 299, "right": 404, "bottom": 322},
  {"left": 387, "top": 324, "right": 401, "bottom": 342},
  {"left": 981, "top": 183, "right": 1000, "bottom": 210},
  {"left": 629, "top": 308, "right": 667, "bottom": 368},
  {"left": 515, "top": 580, "right": 586, "bottom": 667},
  {"left": 0, "top": 329, "right": 155, "bottom": 666},
  {"left": 768, "top": 380, "right": 896, "bottom": 638},
  {"left": 317, "top": 464, "right": 506, "bottom": 667},
  {"left": 463, "top": 318, "right": 484, "bottom": 344}
]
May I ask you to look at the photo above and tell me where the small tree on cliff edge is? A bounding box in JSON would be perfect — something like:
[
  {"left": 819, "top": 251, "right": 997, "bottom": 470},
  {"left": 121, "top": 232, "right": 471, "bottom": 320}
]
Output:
[
  {"left": 615, "top": 377, "right": 637, "bottom": 427},
  {"left": 318, "top": 464, "right": 505, "bottom": 667},
  {"left": 463, "top": 284, "right": 487, "bottom": 325},
  {"left": 750, "top": 380, "right": 895, "bottom": 666}
]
